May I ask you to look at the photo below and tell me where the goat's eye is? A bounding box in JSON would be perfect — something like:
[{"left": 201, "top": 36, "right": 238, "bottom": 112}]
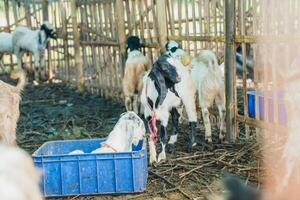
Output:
[{"left": 170, "top": 47, "right": 178, "bottom": 53}]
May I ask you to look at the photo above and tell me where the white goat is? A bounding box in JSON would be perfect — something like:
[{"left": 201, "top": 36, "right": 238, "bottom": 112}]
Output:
[
  {"left": 141, "top": 41, "right": 197, "bottom": 164},
  {"left": 123, "top": 36, "right": 150, "bottom": 114},
  {"left": 0, "top": 144, "right": 43, "bottom": 200},
  {"left": 12, "top": 21, "right": 57, "bottom": 81},
  {"left": 191, "top": 50, "right": 226, "bottom": 143},
  {"left": 91, "top": 111, "right": 145, "bottom": 153},
  {"left": 0, "top": 69, "right": 26, "bottom": 146},
  {"left": 0, "top": 32, "right": 13, "bottom": 68}
]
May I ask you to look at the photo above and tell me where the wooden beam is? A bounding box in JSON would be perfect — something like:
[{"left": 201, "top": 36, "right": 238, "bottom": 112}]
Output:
[
  {"left": 156, "top": 0, "right": 168, "bottom": 52},
  {"left": 225, "top": 0, "right": 236, "bottom": 142},
  {"left": 115, "top": 0, "right": 126, "bottom": 76},
  {"left": 71, "top": 0, "right": 84, "bottom": 92}
]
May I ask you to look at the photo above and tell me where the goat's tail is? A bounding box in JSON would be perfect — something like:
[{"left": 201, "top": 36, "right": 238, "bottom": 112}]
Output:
[{"left": 10, "top": 68, "right": 26, "bottom": 91}]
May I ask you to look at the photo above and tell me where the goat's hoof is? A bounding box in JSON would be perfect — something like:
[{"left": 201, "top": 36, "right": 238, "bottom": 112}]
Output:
[
  {"left": 187, "top": 142, "right": 196, "bottom": 153},
  {"left": 149, "top": 156, "right": 157, "bottom": 165},
  {"left": 205, "top": 137, "right": 212, "bottom": 143},
  {"left": 166, "top": 143, "right": 176, "bottom": 153},
  {"left": 157, "top": 153, "right": 166, "bottom": 163},
  {"left": 218, "top": 135, "right": 225, "bottom": 143}
]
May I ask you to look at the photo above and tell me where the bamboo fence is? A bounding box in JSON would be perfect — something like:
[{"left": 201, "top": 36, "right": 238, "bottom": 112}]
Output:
[{"left": 0, "top": 0, "right": 285, "bottom": 141}]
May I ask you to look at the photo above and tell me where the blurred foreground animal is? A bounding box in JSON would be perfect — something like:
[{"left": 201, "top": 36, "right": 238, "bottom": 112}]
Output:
[
  {"left": 141, "top": 41, "right": 197, "bottom": 164},
  {"left": 206, "top": 175, "right": 261, "bottom": 200},
  {"left": 0, "top": 144, "right": 43, "bottom": 200},
  {"left": 0, "top": 69, "right": 26, "bottom": 145},
  {"left": 91, "top": 111, "right": 145, "bottom": 153},
  {"left": 123, "top": 36, "right": 150, "bottom": 114}
]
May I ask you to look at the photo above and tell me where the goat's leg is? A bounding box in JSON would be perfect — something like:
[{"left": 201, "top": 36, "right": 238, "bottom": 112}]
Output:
[
  {"left": 181, "top": 95, "right": 197, "bottom": 152},
  {"left": 0, "top": 53, "right": 4, "bottom": 73},
  {"left": 188, "top": 121, "right": 197, "bottom": 152},
  {"left": 217, "top": 104, "right": 226, "bottom": 141},
  {"left": 157, "top": 112, "right": 170, "bottom": 163},
  {"left": 202, "top": 107, "right": 212, "bottom": 143},
  {"left": 133, "top": 94, "right": 139, "bottom": 114},
  {"left": 14, "top": 47, "right": 23, "bottom": 69},
  {"left": 216, "top": 94, "right": 226, "bottom": 141},
  {"left": 157, "top": 124, "right": 168, "bottom": 163},
  {"left": 148, "top": 139, "right": 157, "bottom": 165},
  {"left": 33, "top": 51, "right": 41, "bottom": 81},
  {"left": 124, "top": 96, "right": 132, "bottom": 111},
  {"left": 167, "top": 108, "right": 180, "bottom": 152}
]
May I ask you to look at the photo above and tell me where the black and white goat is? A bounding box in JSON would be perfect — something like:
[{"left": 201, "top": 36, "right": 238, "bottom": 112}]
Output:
[
  {"left": 141, "top": 41, "right": 197, "bottom": 164},
  {"left": 12, "top": 21, "right": 57, "bottom": 80},
  {"left": 123, "top": 36, "right": 150, "bottom": 114},
  {"left": 191, "top": 50, "right": 226, "bottom": 143}
]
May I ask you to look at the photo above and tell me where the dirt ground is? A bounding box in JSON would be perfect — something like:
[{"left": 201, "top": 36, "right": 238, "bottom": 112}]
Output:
[{"left": 17, "top": 83, "right": 262, "bottom": 200}]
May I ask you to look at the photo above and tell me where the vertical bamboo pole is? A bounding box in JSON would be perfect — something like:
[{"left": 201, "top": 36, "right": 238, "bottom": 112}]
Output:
[
  {"left": 42, "top": 0, "right": 53, "bottom": 81},
  {"left": 61, "top": 0, "right": 70, "bottom": 82},
  {"left": 156, "top": 0, "right": 167, "bottom": 53},
  {"left": 71, "top": 0, "right": 84, "bottom": 92},
  {"left": 167, "top": 0, "right": 175, "bottom": 35},
  {"left": 4, "top": 0, "right": 13, "bottom": 69},
  {"left": 11, "top": 0, "right": 18, "bottom": 26},
  {"left": 115, "top": 0, "right": 126, "bottom": 77},
  {"left": 25, "top": 0, "right": 33, "bottom": 71},
  {"left": 225, "top": 0, "right": 236, "bottom": 142}
]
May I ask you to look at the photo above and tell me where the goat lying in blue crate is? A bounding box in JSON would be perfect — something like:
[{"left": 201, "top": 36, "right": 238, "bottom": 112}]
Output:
[
  {"left": 69, "top": 111, "right": 146, "bottom": 154},
  {"left": 33, "top": 111, "right": 148, "bottom": 196}
]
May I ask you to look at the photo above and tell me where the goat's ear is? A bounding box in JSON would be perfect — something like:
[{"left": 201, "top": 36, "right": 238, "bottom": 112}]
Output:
[
  {"left": 165, "top": 41, "right": 169, "bottom": 51},
  {"left": 40, "top": 24, "right": 46, "bottom": 31}
]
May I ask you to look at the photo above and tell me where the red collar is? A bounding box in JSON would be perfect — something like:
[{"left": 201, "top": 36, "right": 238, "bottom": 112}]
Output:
[{"left": 101, "top": 142, "right": 118, "bottom": 152}]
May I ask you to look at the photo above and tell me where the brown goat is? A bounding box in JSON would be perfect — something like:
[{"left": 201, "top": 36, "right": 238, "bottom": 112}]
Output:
[
  {"left": 0, "top": 68, "right": 26, "bottom": 145},
  {"left": 123, "top": 50, "right": 150, "bottom": 114},
  {"left": 0, "top": 144, "right": 43, "bottom": 200}
]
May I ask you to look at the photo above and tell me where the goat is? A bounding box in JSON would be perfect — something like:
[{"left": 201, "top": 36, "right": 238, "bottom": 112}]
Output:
[
  {"left": 0, "top": 144, "right": 43, "bottom": 200},
  {"left": 0, "top": 32, "right": 13, "bottom": 68},
  {"left": 141, "top": 40, "right": 197, "bottom": 164},
  {"left": 0, "top": 68, "right": 26, "bottom": 145},
  {"left": 12, "top": 21, "right": 57, "bottom": 81},
  {"left": 191, "top": 50, "right": 226, "bottom": 143},
  {"left": 123, "top": 36, "right": 150, "bottom": 114},
  {"left": 206, "top": 175, "right": 261, "bottom": 200},
  {"left": 91, "top": 111, "right": 145, "bottom": 153}
]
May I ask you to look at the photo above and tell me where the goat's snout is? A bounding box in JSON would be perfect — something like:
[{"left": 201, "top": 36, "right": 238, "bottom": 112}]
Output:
[{"left": 181, "top": 54, "right": 192, "bottom": 66}]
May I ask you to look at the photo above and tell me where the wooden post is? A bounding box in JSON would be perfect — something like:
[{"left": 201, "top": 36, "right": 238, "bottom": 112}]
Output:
[
  {"left": 42, "top": 0, "right": 53, "bottom": 81},
  {"left": 71, "top": 0, "right": 84, "bottom": 92},
  {"left": 156, "top": 0, "right": 168, "bottom": 53},
  {"left": 115, "top": 0, "right": 126, "bottom": 76},
  {"left": 4, "top": 0, "right": 13, "bottom": 70},
  {"left": 60, "top": 1, "right": 70, "bottom": 82},
  {"left": 225, "top": 0, "right": 236, "bottom": 142}
]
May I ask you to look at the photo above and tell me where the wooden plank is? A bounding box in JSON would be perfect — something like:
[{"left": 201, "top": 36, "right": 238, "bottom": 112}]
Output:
[
  {"left": 71, "top": 0, "right": 84, "bottom": 92},
  {"left": 225, "top": 0, "right": 236, "bottom": 142},
  {"left": 156, "top": 0, "right": 168, "bottom": 52},
  {"left": 115, "top": 0, "right": 126, "bottom": 76}
]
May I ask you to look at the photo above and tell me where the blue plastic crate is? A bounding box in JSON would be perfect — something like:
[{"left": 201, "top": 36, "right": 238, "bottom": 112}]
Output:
[
  {"left": 247, "top": 90, "right": 287, "bottom": 126},
  {"left": 32, "top": 138, "right": 147, "bottom": 197}
]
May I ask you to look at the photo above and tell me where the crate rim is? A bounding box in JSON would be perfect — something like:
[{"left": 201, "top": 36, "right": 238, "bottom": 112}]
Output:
[{"left": 32, "top": 138, "right": 147, "bottom": 158}]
